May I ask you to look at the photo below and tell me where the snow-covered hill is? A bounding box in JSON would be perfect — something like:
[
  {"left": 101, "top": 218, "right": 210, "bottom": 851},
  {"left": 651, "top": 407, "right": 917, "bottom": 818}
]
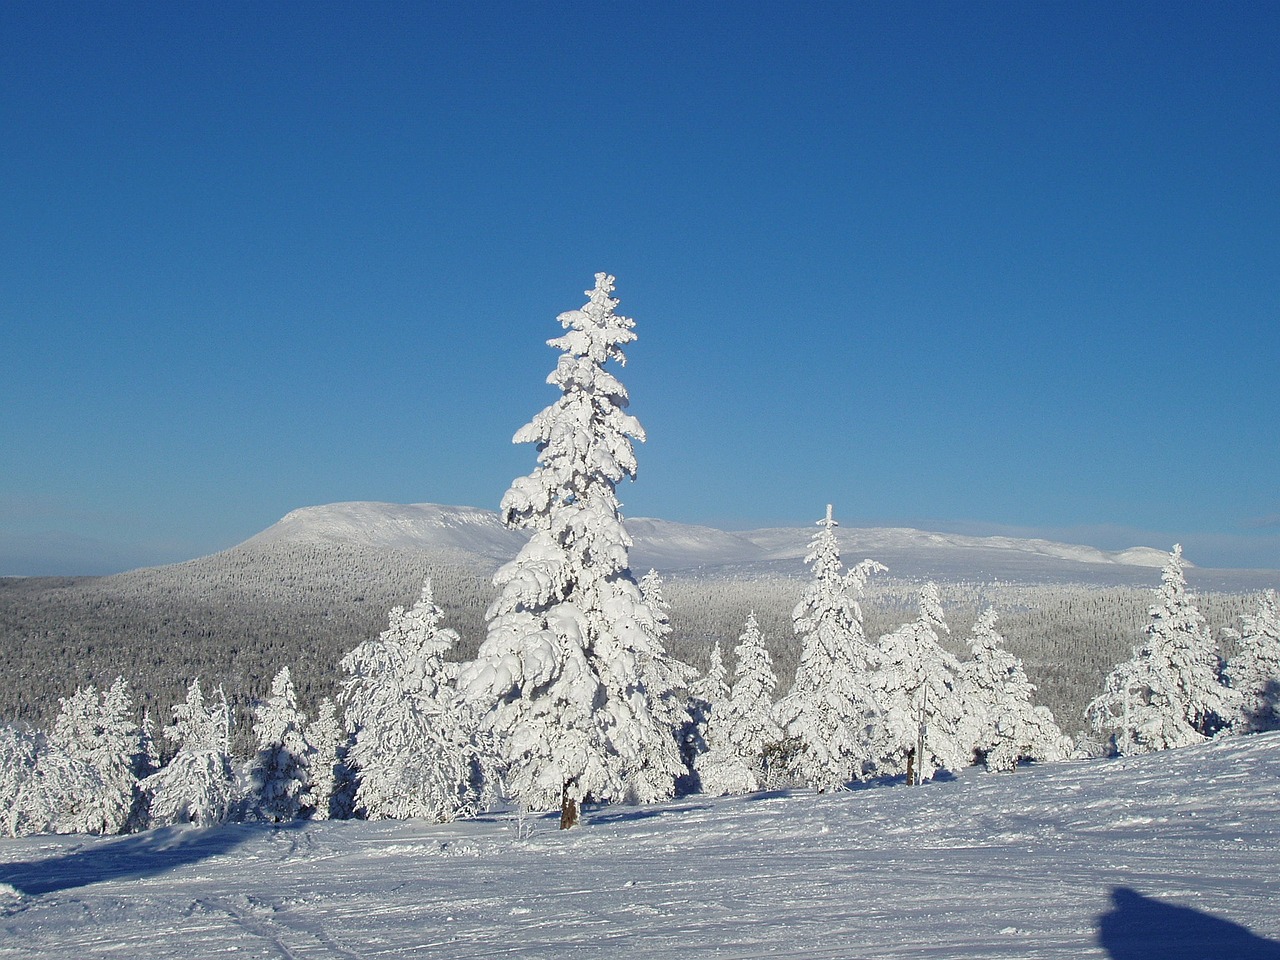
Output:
[
  {"left": 234, "top": 501, "right": 1235, "bottom": 587},
  {"left": 2, "top": 732, "right": 1278, "bottom": 959}
]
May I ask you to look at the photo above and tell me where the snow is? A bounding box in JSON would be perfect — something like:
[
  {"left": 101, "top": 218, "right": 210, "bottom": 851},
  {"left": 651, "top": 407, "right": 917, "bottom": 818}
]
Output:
[
  {"left": 3, "top": 732, "right": 1278, "bottom": 958},
  {"left": 224, "top": 502, "right": 1279, "bottom": 589}
]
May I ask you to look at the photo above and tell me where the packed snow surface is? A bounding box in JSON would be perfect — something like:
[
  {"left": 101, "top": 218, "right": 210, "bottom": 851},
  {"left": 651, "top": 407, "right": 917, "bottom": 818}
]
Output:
[{"left": 3, "top": 733, "right": 1278, "bottom": 958}]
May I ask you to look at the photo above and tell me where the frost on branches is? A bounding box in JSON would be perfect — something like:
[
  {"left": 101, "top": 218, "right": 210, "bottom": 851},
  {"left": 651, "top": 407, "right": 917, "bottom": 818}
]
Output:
[
  {"left": 342, "top": 579, "right": 492, "bottom": 822},
  {"left": 305, "top": 697, "right": 351, "bottom": 820},
  {"left": 1, "top": 678, "right": 147, "bottom": 837},
  {"left": 1224, "top": 590, "right": 1280, "bottom": 733},
  {"left": 872, "top": 583, "right": 967, "bottom": 785},
  {"left": 248, "top": 666, "right": 312, "bottom": 822},
  {"left": 688, "top": 639, "right": 730, "bottom": 790},
  {"left": 774, "top": 505, "right": 886, "bottom": 792},
  {"left": 1086, "top": 545, "right": 1234, "bottom": 754},
  {"left": 627, "top": 570, "right": 695, "bottom": 803},
  {"left": 143, "top": 680, "right": 237, "bottom": 827},
  {"left": 960, "top": 608, "right": 1071, "bottom": 772},
  {"left": 699, "top": 612, "right": 781, "bottom": 796},
  {"left": 460, "top": 274, "right": 683, "bottom": 828}
]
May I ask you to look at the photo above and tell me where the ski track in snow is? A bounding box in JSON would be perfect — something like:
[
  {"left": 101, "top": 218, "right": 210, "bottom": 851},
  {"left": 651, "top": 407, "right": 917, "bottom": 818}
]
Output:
[{"left": 2, "top": 733, "right": 1278, "bottom": 959}]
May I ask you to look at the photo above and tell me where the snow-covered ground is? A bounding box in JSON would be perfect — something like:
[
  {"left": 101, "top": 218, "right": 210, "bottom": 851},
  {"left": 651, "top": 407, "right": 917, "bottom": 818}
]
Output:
[{"left": 2, "top": 733, "right": 1278, "bottom": 959}]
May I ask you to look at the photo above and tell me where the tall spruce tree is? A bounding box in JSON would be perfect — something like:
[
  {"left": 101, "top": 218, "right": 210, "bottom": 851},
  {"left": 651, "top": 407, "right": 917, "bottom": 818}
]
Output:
[
  {"left": 872, "top": 582, "right": 967, "bottom": 785},
  {"left": 143, "top": 680, "right": 237, "bottom": 827},
  {"left": 1224, "top": 590, "right": 1280, "bottom": 733},
  {"left": 699, "top": 612, "right": 781, "bottom": 795},
  {"left": 342, "top": 579, "right": 492, "bottom": 822},
  {"left": 959, "top": 608, "right": 1071, "bottom": 772},
  {"left": 1086, "top": 545, "right": 1234, "bottom": 753},
  {"left": 248, "top": 666, "right": 312, "bottom": 822},
  {"left": 774, "top": 505, "right": 886, "bottom": 792},
  {"left": 461, "top": 274, "right": 679, "bottom": 828},
  {"left": 46, "top": 677, "right": 143, "bottom": 834}
]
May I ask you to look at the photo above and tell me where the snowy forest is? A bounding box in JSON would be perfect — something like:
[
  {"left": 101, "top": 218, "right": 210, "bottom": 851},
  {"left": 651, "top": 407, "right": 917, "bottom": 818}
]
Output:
[{"left": 2, "top": 274, "right": 1278, "bottom": 837}]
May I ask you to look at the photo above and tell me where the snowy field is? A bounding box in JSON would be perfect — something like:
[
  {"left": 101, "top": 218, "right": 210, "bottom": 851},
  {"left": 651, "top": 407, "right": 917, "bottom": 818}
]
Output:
[{"left": 2, "top": 733, "right": 1278, "bottom": 959}]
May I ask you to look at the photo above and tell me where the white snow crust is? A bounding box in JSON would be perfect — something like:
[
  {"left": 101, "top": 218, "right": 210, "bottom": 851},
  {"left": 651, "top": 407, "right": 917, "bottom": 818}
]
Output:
[
  {"left": 3, "top": 732, "right": 1278, "bottom": 958},
  {"left": 223, "top": 501, "right": 1264, "bottom": 589}
]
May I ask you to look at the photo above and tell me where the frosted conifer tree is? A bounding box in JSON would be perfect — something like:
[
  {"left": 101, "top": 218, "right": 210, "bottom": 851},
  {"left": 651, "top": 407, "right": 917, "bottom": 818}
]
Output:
[
  {"left": 699, "top": 613, "right": 781, "bottom": 795},
  {"left": 0, "top": 725, "right": 39, "bottom": 837},
  {"left": 143, "top": 680, "right": 237, "bottom": 827},
  {"left": 460, "top": 274, "right": 681, "bottom": 828},
  {"left": 689, "top": 639, "right": 731, "bottom": 790},
  {"left": 774, "top": 505, "right": 886, "bottom": 792},
  {"left": 625, "top": 570, "right": 694, "bottom": 803},
  {"left": 343, "top": 579, "right": 492, "bottom": 822},
  {"left": 46, "top": 677, "right": 143, "bottom": 834},
  {"left": 1086, "top": 545, "right": 1233, "bottom": 753},
  {"left": 304, "top": 697, "right": 348, "bottom": 819},
  {"left": 690, "top": 640, "right": 729, "bottom": 704},
  {"left": 1223, "top": 590, "right": 1280, "bottom": 733},
  {"left": 959, "top": 608, "right": 1071, "bottom": 772},
  {"left": 872, "top": 582, "right": 967, "bottom": 784},
  {"left": 248, "top": 666, "right": 311, "bottom": 822}
]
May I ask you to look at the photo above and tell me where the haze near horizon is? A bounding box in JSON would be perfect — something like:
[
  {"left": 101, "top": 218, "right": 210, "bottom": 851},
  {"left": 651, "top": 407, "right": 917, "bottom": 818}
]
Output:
[{"left": 2, "top": 2, "right": 1278, "bottom": 575}]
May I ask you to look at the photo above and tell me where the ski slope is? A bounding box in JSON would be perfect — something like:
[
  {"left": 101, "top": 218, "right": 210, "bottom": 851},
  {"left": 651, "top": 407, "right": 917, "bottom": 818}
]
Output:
[{"left": 2, "top": 733, "right": 1278, "bottom": 959}]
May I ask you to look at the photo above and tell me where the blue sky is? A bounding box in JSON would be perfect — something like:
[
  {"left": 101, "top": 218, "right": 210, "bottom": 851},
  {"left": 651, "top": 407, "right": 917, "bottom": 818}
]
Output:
[{"left": 2, "top": 1, "right": 1278, "bottom": 575}]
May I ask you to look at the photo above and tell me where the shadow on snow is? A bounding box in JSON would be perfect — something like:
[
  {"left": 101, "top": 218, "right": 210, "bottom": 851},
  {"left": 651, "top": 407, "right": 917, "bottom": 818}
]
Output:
[
  {"left": 586, "top": 802, "right": 713, "bottom": 826},
  {"left": 0, "top": 821, "right": 304, "bottom": 897},
  {"left": 1098, "top": 886, "right": 1280, "bottom": 960}
]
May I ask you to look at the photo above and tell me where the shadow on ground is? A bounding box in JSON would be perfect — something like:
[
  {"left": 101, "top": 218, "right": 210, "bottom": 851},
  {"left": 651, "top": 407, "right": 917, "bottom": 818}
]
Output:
[
  {"left": 0, "top": 821, "right": 302, "bottom": 897},
  {"left": 1098, "top": 886, "right": 1280, "bottom": 959}
]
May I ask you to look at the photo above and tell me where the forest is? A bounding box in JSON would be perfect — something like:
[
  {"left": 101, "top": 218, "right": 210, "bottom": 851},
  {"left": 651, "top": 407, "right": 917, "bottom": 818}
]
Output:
[{"left": 2, "top": 273, "right": 1277, "bottom": 839}]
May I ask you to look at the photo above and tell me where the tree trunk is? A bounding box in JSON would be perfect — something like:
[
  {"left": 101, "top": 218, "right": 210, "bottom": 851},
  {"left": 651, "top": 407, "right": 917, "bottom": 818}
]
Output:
[
  {"left": 905, "top": 747, "right": 916, "bottom": 787},
  {"left": 559, "top": 781, "right": 579, "bottom": 830}
]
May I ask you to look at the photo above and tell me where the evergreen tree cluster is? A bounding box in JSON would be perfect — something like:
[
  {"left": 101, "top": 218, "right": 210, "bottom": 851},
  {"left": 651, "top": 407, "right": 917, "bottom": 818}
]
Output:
[{"left": 2, "top": 274, "right": 1277, "bottom": 837}]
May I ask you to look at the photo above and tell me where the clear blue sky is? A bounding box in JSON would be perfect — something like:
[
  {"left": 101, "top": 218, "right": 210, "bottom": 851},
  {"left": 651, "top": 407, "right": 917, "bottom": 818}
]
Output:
[{"left": 2, "top": 1, "right": 1278, "bottom": 575}]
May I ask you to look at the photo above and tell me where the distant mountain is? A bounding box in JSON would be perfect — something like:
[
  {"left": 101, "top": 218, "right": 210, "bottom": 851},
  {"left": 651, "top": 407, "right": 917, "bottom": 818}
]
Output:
[
  {"left": 2, "top": 501, "right": 1272, "bottom": 745},
  {"left": 240, "top": 501, "right": 1184, "bottom": 587}
]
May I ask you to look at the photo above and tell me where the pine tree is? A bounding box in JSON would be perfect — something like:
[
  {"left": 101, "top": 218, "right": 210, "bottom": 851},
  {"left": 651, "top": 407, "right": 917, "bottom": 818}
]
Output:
[
  {"left": 1086, "top": 545, "right": 1234, "bottom": 753},
  {"left": 40, "top": 678, "right": 142, "bottom": 834},
  {"left": 142, "top": 680, "right": 237, "bottom": 827},
  {"left": 0, "top": 725, "right": 39, "bottom": 837},
  {"left": 460, "top": 274, "right": 679, "bottom": 828},
  {"left": 625, "top": 570, "right": 694, "bottom": 803},
  {"left": 699, "top": 612, "right": 781, "bottom": 795},
  {"left": 690, "top": 640, "right": 730, "bottom": 706},
  {"left": 690, "top": 639, "right": 733, "bottom": 792},
  {"left": 872, "top": 582, "right": 967, "bottom": 784},
  {"left": 959, "top": 608, "right": 1071, "bottom": 772},
  {"left": 343, "top": 579, "right": 492, "bottom": 822},
  {"left": 304, "top": 697, "right": 348, "bottom": 820},
  {"left": 248, "top": 666, "right": 311, "bottom": 822},
  {"left": 1223, "top": 589, "right": 1280, "bottom": 733},
  {"left": 774, "top": 505, "right": 886, "bottom": 792}
]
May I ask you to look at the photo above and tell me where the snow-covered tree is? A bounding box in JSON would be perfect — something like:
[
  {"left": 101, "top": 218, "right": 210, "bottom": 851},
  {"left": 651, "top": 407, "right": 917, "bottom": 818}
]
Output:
[
  {"left": 0, "top": 725, "right": 39, "bottom": 837},
  {"left": 872, "top": 582, "right": 967, "bottom": 784},
  {"left": 699, "top": 612, "right": 781, "bottom": 795},
  {"left": 690, "top": 640, "right": 730, "bottom": 707},
  {"left": 689, "top": 639, "right": 732, "bottom": 791},
  {"left": 44, "top": 677, "right": 145, "bottom": 834},
  {"left": 1086, "top": 545, "right": 1234, "bottom": 753},
  {"left": 1224, "top": 589, "right": 1280, "bottom": 733},
  {"left": 460, "top": 274, "right": 681, "bottom": 828},
  {"left": 142, "top": 680, "right": 237, "bottom": 827},
  {"left": 774, "top": 505, "right": 886, "bottom": 792},
  {"left": 304, "top": 697, "right": 350, "bottom": 820},
  {"left": 248, "top": 666, "right": 312, "bottom": 822},
  {"left": 625, "top": 570, "right": 694, "bottom": 803},
  {"left": 343, "top": 579, "right": 493, "bottom": 822},
  {"left": 959, "top": 608, "right": 1071, "bottom": 772}
]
